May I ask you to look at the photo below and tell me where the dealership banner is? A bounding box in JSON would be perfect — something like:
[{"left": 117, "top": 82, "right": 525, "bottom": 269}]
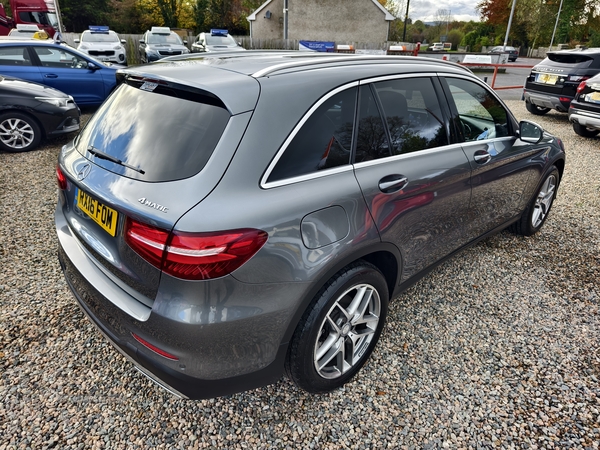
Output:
[{"left": 299, "top": 40, "right": 335, "bottom": 52}]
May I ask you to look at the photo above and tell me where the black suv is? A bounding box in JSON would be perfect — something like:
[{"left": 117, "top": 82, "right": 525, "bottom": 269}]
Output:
[{"left": 523, "top": 48, "right": 600, "bottom": 115}]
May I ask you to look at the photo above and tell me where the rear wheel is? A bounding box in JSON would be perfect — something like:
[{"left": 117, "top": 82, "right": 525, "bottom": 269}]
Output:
[
  {"left": 572, "top": 122, "right": 600, "bottom": 138},
  {"left": 285, "top": 261, "right": 389, "bottom": 393},
  {"left": 525, "top": 101, "right": 550, "bottom": 116},
  {"left": 510, "top": 166, "right": 559, "bottom": 236},
  {"left": 0, "top": 112, "right": 42, "bottom": 153}
]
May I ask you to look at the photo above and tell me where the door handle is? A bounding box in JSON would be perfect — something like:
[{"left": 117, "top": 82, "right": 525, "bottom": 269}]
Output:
[
  {"left": 378, "top": 175, "right": 408, "bottom": 193},
  {"left": 473, "top": 150, "right": 491, "bottom": 164},
  {"left": 44, "top": 74, "right": 58, "bottom": 78}
]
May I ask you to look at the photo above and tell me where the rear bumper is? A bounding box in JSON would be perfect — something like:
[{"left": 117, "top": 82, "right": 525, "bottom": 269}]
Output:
[
  {"left": 55, "top": 206, "right": 302, "bottom": 399},
  {"left": 569, "top": 107, "right": 600, "bottom": 130},
  {"left": 524, "top": 90, "right": 571, "bottom": 112}
]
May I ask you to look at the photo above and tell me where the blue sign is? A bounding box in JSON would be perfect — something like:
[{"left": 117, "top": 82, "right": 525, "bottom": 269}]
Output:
[
  {"left": 299, "top": 40, "right": 335, "bottom": 52},
  {"left": 89, "top": 25, "right": 109, "bottom": 33},
  {"left": 211, "top": 29, "right": 228, "bottom": 36}
]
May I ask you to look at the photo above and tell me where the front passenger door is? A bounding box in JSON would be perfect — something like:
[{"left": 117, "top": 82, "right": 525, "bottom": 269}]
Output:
[
  {"left": 32, "top": 46, "right": 106, "bottom": 105},
  {"left": 441, "top": 76, "right": 536, "bottom": 238}
]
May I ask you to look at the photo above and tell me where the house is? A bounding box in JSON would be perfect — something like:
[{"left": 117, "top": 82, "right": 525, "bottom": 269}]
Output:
[{"left": 247, "top": 0, "right": 395, "bottom": 42}]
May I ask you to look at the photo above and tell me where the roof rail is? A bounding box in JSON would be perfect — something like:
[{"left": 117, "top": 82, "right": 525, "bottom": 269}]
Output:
[{"left": 251, "top": 54, "right": 465, "bottom": 78}]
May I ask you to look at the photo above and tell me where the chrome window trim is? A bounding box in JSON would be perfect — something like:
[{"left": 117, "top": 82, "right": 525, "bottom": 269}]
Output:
[
  {"left": 352, "top": 142, "right": 464, "bottom": 169},
  {"left": 438, "top": 72, "right": 513, "bottom": 108},
  {"left": 359, "top": 72, "right": 439, "bottom": 84},
  {"left": 262, "top": 165, "right": 355, "bottom": 189},
  {"left": 260, "top": 81, "right": 359, "bottom": 189}
]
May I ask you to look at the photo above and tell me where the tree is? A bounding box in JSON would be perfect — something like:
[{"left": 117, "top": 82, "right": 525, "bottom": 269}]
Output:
[
  {"left": 156, "top": 0, "right": 178, "bottom": 28},
  {"left": 60, "top": 0, "right": 111, "bottom": 32},
  {"left": 194, "top": 0, "right": 262, "bottom": 34}
]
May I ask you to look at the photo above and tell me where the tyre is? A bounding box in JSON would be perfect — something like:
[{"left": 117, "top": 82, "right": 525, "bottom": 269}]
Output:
[
  {"left": 510, "top": 166, "right": 559, "bottom": 236},
  {"left": 285, "top": 261, "right": 389, "bottom": 393},
  {"left": 525, "top": 101, "right": 550, "bottom": 116},
  {"left": 572, "top": 122, "right": 600, "bottom": 138},
  {"left": 0, "top": 112, "right": 42, "bottom": 153}
]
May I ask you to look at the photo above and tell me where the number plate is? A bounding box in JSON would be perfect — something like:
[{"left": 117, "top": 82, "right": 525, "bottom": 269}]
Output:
[
  {"left": 537, "top": 73, "right": 558, "bottom": 85},
  {"left": 585, "top": 91, "right": 600, "bottom": 104},
  {"left": 76, "top": 189, "right": 118, "bottom": 236}
]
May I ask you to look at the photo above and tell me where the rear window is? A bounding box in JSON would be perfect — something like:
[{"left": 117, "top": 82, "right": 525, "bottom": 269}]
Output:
[
  {"left": 75, "top": 83, "right": 230, "bottom": 182},
  {"left": 547, "top": 53, "right": 594, "bottom": 65}
]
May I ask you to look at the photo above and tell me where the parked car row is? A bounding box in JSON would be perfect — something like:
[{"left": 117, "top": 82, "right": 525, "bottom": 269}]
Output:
[{"left": 523, "top": 47, "right": 600, "bottom": 138}]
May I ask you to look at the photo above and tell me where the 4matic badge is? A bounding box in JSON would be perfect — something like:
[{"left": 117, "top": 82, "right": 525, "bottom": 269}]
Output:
[{"left": 138, "top": 197, "right": 168, "bottom": 213}]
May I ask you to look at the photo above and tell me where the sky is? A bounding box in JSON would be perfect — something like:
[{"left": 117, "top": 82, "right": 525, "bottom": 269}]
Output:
[{"left": 391, "top": 0, "right": 482, "bottom": 23}]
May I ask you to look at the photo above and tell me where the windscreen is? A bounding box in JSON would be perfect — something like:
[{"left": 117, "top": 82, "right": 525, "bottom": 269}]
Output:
[
  {"left": 75, "top": 83, "right": 230, "bottom": 182},
  {"left": 206, "top": 35, "right": 237, "bottom": 46},
  {"left": 83, "top": 32, "right": 119, "bottom": 43},
  {"left": 18, "top": 11, "right": 58, "bottom": 27},
  {"left": 147, "top": 32, "right": 183, "bottom": 45}
]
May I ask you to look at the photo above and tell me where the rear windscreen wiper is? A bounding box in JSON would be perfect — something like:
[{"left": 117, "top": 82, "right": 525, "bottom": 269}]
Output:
[{"left": 87, "top": 145, "right": 145, "bottom": 174}]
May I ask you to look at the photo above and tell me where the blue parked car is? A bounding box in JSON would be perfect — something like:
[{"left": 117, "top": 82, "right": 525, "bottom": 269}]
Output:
[{"left": 0, "top": 40, "right": 122, "bottom": 106}]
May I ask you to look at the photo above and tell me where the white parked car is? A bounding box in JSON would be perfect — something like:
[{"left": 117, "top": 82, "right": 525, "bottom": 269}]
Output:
[{"left": 75, "top": 26, "right": 127, "bottom": 65}]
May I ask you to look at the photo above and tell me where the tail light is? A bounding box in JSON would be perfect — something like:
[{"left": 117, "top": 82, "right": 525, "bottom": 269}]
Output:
[
  {"left": 124, "top": 217, "right": 268, "bottom": 280},
  {"left": 576, "top": 80, "right": 588, "bottom": 95},
  {"left": 568, "top": 75, "right": 589, "bottom": 83},
  {"left": 56, "top": 165, "right": 67, "bottom": 190}
]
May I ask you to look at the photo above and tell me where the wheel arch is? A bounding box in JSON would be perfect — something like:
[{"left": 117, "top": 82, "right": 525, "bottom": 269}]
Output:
[
  {"left": 280, "top": 243, "right": 402, "bottom": 346},
  {"left": 0, "top": 108, "right": 46, "bottom": 140}
]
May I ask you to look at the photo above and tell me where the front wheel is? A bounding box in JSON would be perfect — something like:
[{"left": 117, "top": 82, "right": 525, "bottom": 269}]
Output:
[
  {"left": 510, "top": 166, "right": 559, "bottom": 236},
  {"left": 285, "top": 261, "right": 389, "bottom": 394},
  {"left": 0, "top": 112, "right": 42, "bottom": 153},
  {"left": 525, "top": 101, "right": 550, "bottom": 116},
  {"left": 572, "top": 122, "right": 599, "bottom": 138}
]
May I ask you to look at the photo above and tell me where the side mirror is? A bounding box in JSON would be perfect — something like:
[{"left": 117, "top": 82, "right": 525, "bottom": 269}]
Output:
[
  {"left": 74, "top": 38, "right": 80, "bottom": 44},
  {"left": 88, "top": 62, "right": 100, "bottom": 71},
  {"left": 120, "top": 39, "right": 126, "bottom": 44},
  {"left": 519, "top": 120, "right": 544, "bottom": 144},
  {"left": 139, "top": 39, "right": 145, "bottom": 44},
  {"left": 183, "top": 40, "right": 188, "bottom": 45}
]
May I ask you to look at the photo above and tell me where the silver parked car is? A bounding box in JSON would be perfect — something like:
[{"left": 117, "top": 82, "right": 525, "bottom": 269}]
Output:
[{"left": 56, "top": 52, "right": 566, "bottom": 399}]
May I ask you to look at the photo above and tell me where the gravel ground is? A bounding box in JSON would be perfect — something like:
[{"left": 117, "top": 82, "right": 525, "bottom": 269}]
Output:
[{"left": 0, "top": 100, "right": 599, "bottom": 449}]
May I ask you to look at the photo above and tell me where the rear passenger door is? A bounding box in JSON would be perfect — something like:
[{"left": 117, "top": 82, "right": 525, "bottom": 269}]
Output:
[
  {"left": 440, "top": 76, "right": 534, "bottom": 238},
  {"left": 352, "top": 76, "right": 472, "bottom": 282}
]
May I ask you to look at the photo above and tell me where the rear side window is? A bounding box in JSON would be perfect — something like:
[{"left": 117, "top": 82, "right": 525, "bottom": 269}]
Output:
[
  {"left": 267, "top": 87, "right": 357, "bottom": 183},
  {"left": 75, "top": 83, "right": 230, "bottom": 182}
]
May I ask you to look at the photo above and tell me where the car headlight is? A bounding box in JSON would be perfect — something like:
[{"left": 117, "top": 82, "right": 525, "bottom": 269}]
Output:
[
  {"left": 113, "top": 45, "right": 122, "bottom": 50},
  {"left": 183, "top": 48, "right": 190, "bottom": 53},
  {"left": 36, "top": 96, "right": 73, "bottom": 107},
  {"left": 80, "top": 44, "right": 88, "bottom": 50},
  {"left": 146, "top": 49, "right": 159, "bottom": 56}
]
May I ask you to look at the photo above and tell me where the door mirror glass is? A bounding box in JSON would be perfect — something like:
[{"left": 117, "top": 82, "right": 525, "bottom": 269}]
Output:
[
  {"left": 88, "top": 62, "right": 100, "bottom": 71},
  {"left": 519, "top": 121, "right": 543, "bottom": 143}
]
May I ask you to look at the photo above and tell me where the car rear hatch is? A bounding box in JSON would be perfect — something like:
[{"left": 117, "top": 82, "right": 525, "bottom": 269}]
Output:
[
  {"left": 57, "top": 68, "right": 259, "bottom": 314},
  {"left": 525, "top": 51, "right": 599, "bottom": 99}
]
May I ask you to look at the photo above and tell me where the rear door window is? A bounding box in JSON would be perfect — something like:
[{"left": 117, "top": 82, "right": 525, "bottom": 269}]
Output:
[
  {"left": 0, "top": 46, "right": 32, "bottom": 66},
  {"left": 355, "top": 77, "right": 448, "bottom": 162},
  {"left": 75, "top": 83, "right": 230, "bottom": 182}
]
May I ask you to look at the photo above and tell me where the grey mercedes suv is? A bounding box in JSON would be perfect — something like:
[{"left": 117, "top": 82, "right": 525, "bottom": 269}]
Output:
[{"left": 56, "top": 51, "right": 566, "bottom": 399}]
